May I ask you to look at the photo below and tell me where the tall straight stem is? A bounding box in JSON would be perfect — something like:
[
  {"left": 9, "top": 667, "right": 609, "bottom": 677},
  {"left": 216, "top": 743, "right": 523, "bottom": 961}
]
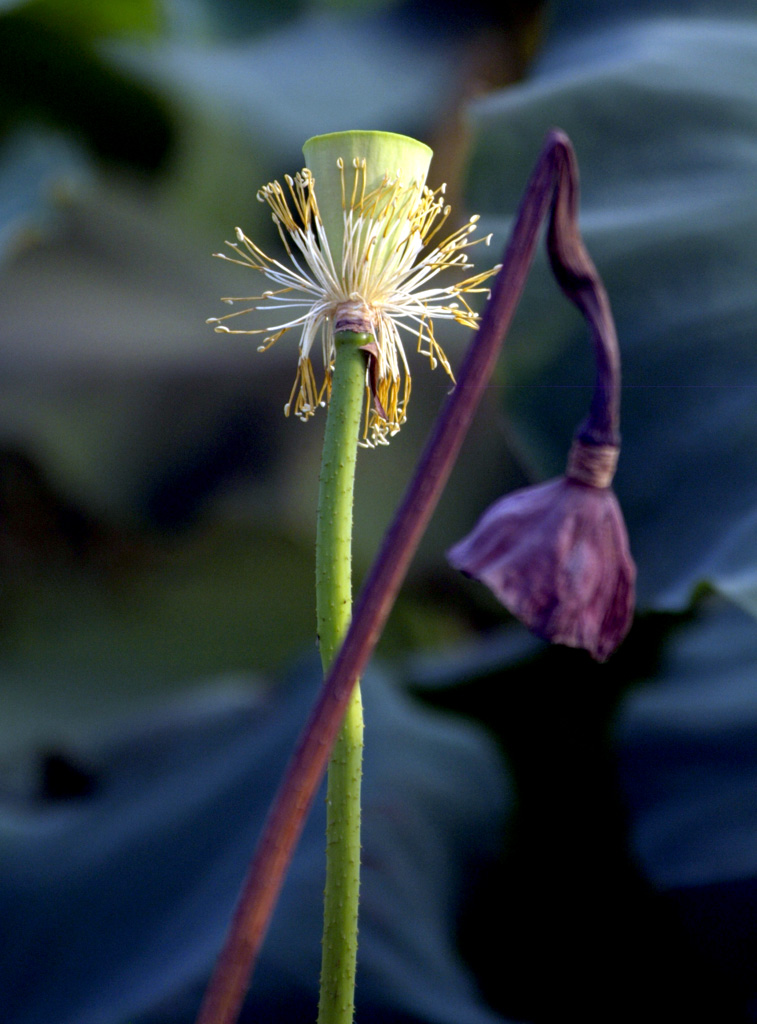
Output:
[{"left": 315, "top": 332, "right": 366, "bottom": 1024}]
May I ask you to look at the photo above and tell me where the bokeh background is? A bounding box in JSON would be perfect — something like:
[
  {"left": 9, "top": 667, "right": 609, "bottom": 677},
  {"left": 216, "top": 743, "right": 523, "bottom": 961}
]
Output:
[{"left": 2, "top": 0, "right": 757, "bottom": 1021}]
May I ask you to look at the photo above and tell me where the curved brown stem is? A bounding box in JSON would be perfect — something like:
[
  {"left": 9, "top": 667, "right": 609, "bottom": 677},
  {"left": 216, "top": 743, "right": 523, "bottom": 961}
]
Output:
[{"left": 546, "top": 139, "right": 620, "bottom": 445}]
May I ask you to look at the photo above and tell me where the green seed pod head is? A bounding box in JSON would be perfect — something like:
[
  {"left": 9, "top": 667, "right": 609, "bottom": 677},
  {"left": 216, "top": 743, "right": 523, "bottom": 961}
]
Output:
[{"left": 303, "top": 130, "right": 433, "bottom": 268}]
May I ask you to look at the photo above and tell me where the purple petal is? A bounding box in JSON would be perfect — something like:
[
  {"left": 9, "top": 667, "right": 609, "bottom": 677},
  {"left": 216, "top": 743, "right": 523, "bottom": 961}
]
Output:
[{"left": 448, "top": 477, "right": 635, "bottom": 661}]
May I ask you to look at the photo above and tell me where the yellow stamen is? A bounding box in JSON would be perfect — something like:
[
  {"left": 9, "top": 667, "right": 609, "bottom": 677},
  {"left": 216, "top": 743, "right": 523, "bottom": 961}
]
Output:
[{"left": 211, "top": 156, "right": 499, "bottom": 445}]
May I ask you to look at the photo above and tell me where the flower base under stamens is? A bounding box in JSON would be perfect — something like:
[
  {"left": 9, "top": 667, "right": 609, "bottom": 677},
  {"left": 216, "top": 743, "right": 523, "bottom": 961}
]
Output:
[{"left": 334, "top": 300, "right": 374, "bottom": 336}]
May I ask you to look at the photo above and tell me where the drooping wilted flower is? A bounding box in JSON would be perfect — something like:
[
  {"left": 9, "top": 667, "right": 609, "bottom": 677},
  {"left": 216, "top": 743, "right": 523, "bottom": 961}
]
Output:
[
  {"left": 208, "top": 130, "right": 498, "bottom": 446},
  {"left": 448, "top": 440, "right": 635, "bottom": 662},
  {"left": 446, "top": 127, "right": 637, "bottom": 662}
]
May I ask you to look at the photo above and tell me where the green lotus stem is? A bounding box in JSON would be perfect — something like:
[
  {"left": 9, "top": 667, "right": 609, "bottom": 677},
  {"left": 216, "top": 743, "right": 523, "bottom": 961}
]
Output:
[{"left": 315, "top": 330, "right": 367, "bottom": 1024}]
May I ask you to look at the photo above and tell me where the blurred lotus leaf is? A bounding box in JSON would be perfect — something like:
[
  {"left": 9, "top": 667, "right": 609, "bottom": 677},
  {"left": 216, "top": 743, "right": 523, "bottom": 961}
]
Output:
[
  {"left": 0, "top": 128, "right": 91, "bottom": 260},
  {"left": 615, "top": 596, "right": 757, "bottom": 1014},
  {"left": 0, "top": 662, "right": 510, "bottom": 1024}
]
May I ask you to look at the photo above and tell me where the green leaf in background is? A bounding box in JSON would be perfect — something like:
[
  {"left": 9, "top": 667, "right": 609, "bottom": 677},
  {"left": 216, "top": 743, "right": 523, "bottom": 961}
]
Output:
[
  {"left": 614, "top": 595, "right": 757, "bottom": 1018},
  {"left": 0, "top": 663, "right": 510, "bottom": 1024},
  {"left": 0, "top": 5, "right": 173, "bottom": 171},
  {"left": 14, "top": 0, "right": 162, "bottom": 41},
  {"left": 0, "top": 519, "right": 317, "bottom": 756},
  {"left": 464, "top": 7, "right": 757, "bottom": 614},
  {"left": 616, "top": 596, "right": 757, "bottom": 890},
  {"left": 113, "top": 7, "right": 460, "bottom": 156},
  {"left": 696, "top": 506, "right": 757, "bottom": 620},
  {"left": 0, "top": 128, "right": 90, "bottom": 259}
]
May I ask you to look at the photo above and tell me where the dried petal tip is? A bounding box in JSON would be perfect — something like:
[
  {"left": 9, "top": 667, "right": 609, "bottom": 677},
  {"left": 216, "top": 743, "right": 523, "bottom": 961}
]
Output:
[{"left": 447, "top": 446, "right": 635, "bottom": 661}]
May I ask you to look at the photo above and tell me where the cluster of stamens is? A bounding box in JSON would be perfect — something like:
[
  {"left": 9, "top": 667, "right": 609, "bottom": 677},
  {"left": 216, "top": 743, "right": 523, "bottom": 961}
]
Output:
[{"left": 208, "top": 158, "right": 498, "bottom": 445}]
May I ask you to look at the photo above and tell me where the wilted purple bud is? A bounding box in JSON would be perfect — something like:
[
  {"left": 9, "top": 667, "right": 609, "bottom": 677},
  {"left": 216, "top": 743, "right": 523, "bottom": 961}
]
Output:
[{"left": 447, "top": 440, "right": 635, "bottom": 661}]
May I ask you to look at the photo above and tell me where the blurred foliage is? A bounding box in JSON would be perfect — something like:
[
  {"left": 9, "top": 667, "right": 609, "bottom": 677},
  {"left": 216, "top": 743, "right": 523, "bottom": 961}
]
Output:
[
  {"left": 0, "top": 3, "right": 173, "bottom": 175},
  {"left": 0, "top": 663, "right": 509, "bottom": 1024},
  {"left": 2, "top": 0, "right": 757, "bottom": 1022},
  {"left": 16, "top": 0, "right": 163, "bottom": 40}
]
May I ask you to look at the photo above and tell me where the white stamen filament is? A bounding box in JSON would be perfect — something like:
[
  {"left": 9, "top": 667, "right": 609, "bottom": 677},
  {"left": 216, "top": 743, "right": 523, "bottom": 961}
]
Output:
[{"left": 211, "top": 161, "right": 498, "bottom": 444}]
